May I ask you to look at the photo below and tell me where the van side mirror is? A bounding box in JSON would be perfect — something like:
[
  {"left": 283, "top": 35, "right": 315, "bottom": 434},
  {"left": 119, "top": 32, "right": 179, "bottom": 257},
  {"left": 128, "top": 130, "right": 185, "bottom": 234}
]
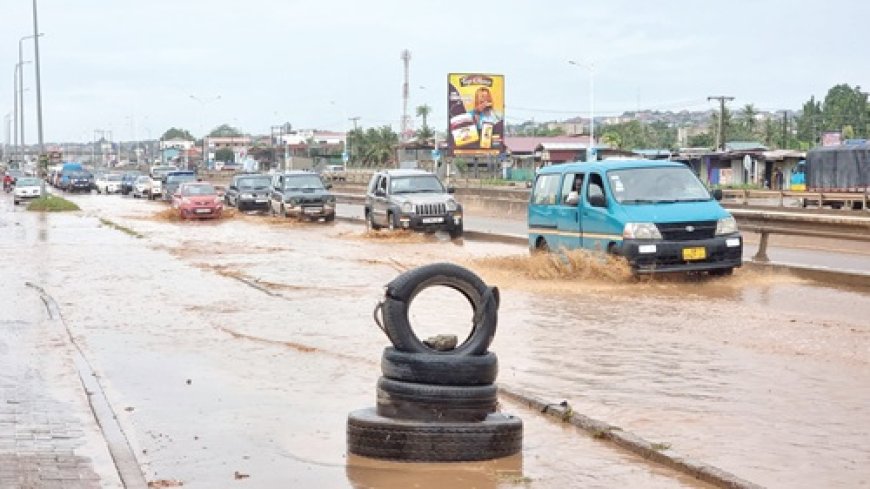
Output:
[
  {"left": 712, "top": 188, "right": 723, "bottom": 201},
  {"left": 326, "top": 183, "right": 333, "bottom": 190},
  {"left": 375, "top": 189, "right": 386, "bottom": 197},
  {"left": 447, "top": 187, "right": 455, "bottom": 194},
  {"left": 589, "top": 193, "right": 607, "bottom": 208}
]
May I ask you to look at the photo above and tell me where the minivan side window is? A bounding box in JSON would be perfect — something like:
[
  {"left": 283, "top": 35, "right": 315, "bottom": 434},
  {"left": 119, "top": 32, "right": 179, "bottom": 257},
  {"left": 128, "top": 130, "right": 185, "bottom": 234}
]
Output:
[
  {"left": 532, "top": 174, "right": 561, "bottom": 205},
  {"left": 587, "top": 173, "right": 607, "bottom": 206},
  {"left": 561, "top": 173, "right": 585, "bottom": 204}
]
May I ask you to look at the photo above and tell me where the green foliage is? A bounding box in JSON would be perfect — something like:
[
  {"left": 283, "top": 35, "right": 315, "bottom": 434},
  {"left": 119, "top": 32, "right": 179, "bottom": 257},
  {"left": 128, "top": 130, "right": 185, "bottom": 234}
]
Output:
[
  {"left": 687, "top": 132, "right": 715, "bottom": 148},
  {"left": 27, "top": 195, "right": 80, "bottom": 212},
  {"left": 453, "top": 158, "right": 468, "bottom": 173},
  {"left": 822, "top": 84, "right": 869, "bottom": 137},
  {"left": 346, "top": 126, "right": 399, "bottom": 166},
  {"left": 208, "top": 124, "right": 244, "bottom": 137},
  {"left": 161, "top": 127, "right": 195, "bottom": 141},
  {"left": 599, "top": 120, "right": 676, "bottom": 150},
  {"left": 214, "top": 148, "right": 235, "bottom": 163}
]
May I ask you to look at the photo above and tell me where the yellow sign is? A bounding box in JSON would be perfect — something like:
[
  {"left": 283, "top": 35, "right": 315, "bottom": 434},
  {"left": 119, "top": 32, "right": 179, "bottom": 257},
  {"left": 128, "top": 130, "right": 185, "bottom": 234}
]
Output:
[{"left": 447, "top": 74, "right": 504, "bottom": 156}]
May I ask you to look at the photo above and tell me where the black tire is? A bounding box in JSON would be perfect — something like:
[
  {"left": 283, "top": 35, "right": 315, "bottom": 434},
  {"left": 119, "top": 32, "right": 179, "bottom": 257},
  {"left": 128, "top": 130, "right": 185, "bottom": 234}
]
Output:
[
  {"left": 449, "top": 223, "right": 464, "bottom": 239},
  {"left": 367, "top": 210, "right": 381, "bottom": 230},
  {"left": 380, "top": 263, "right": 499, "bottom": 356},
  {"left": 281, "top": 204, "right": 288, "bottom": 218},
  {"left": 381, "top": 347, "right": 497, "bottom": 386},
  {"left": 325, "top": 213, "right": 335, "bottom": 222},
  {"left": 376, "top": 377, "right": 497, "bottom": 422},
  {"left": 387, "top": 212, "right": 396, "bottom": 231},
  {"left": 346, "top": 407, "right": 522, "bottom": 462}
]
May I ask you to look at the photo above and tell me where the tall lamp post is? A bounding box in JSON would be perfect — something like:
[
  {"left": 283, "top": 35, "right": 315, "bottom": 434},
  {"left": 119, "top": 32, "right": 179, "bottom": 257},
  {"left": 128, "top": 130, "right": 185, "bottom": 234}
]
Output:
[
  {"left": 19, "top": 33, "right": 43, "bottom": 157},
  {"left": 189, "top": 94, "right": 221, "bottom": 170},
  {"left": 569, "top": 59, "right": 595, "bottom": 161}
]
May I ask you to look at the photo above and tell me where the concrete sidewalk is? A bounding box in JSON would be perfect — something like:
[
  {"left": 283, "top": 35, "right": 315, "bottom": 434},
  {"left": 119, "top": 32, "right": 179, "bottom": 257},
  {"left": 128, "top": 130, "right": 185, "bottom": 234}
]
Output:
[{"left": 1, "top": 203, "right": 123, "bottom": 488}]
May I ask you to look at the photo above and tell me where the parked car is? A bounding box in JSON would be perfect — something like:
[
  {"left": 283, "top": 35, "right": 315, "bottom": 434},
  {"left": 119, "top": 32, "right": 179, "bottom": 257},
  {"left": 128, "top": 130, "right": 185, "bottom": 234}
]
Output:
[
  {"left": 132, "top": 175, "right": 160, "bottom": 199},
  {"left": 364, "top": 169, "right": 463, "bottom": 238},
  {"left": 13, "top": 176, "right": 42, "bottom": 205},
  {"left": 120, "top": 171, "right": 143, "bottom": 195},
  {"left": 172, "top": 182, "right": 223, "bottom": 219},
  {"left": 269, "top": 171, "right": 336, "bottom": 221},
  {"left": 162, "top": 171, "right": 197, "bottom": 201},
  {"left": 321, "top": 164, "right": 347, "bottom": 182},
  {"left": 224, "top": 173, "right": 272, "bottom": 211},
  {"left": 95, "top": 173, "right": 123, "bottom": 194}
]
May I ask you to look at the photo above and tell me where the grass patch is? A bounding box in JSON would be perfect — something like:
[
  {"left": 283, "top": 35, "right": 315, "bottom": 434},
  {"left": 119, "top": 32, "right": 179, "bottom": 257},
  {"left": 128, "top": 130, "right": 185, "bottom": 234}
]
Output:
[
  {"left": 26, "top": 194, "right": 80, "bottom": 212},
  {"left": 99, "top": 218, "right": 144, "bottom": 238},
  {"left": 651, "top": 442, "right": 672, "bottom": 451}
]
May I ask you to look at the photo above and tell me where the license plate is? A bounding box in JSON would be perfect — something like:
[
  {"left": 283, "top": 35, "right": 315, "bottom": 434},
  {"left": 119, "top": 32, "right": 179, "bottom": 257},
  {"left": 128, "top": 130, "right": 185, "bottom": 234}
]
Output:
[
  {"left": 682, "top": 247, "right": 706, "bottom": 261},
  {"left": 255, "top": 199, "right": 267, "bottom": 203},
  {"left": 304, "top": 207, "right": 323, "bottom": 214},
  {"left": 195, "top": 208, "right": 212, "bottom": 214},
  {"left": 422, "top": 217, "right": 444, "bottom": 224}
]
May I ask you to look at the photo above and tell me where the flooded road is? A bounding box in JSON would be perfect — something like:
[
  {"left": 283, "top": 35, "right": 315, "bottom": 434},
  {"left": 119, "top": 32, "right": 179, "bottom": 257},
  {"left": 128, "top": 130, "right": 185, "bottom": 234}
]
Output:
[{"left": 4, "top": 191, "right": 870, "bottom": 488}]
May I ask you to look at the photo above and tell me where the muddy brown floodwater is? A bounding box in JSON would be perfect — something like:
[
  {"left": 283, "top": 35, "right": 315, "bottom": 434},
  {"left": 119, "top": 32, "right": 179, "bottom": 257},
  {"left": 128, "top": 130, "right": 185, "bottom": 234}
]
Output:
[{"left": 4, "top": 191, "right": 870, "bottom": 488}]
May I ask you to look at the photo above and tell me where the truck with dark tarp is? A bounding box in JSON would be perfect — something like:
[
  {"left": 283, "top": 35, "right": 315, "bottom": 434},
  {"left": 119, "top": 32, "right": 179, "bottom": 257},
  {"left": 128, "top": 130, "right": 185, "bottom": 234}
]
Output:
[{"left": 798, "top": 141, "right": 870, "bottom": 209}]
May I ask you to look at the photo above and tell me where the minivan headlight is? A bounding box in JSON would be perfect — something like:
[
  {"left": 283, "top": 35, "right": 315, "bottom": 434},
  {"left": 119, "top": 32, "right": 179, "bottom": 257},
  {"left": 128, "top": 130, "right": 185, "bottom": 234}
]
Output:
[
  {"left": 623, "top": 222, "right": 662, "bottom": 240},
  {"left": 445, "top": 199, "right": 458, "bottom": 212},
  {"left": 401, "top": 202, "right": 414, "bottom": 213},
  {"left": 716, "top": 216, "right": 738, "bottom": 235}
]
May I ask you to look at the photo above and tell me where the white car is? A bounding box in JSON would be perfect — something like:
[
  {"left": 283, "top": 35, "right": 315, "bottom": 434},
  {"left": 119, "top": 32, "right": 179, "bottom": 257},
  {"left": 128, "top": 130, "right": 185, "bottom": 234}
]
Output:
[
  {"left": 13, "top": 176, "right": 43, "bottom": 205},
  {"left": 95, "top": 173, "right": 123, "bottom": 194},
  {"left": 132, "top": 175, "right": 161, "bottom": 200}
]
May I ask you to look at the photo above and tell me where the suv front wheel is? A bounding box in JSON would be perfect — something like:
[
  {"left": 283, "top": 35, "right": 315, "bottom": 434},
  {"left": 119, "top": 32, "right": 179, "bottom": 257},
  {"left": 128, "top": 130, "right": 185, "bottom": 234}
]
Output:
[
  {"left": 366, "top": 209, "right": 381, "bottom": 230},
  {"left": 387, "top": 212, "right": 396, "bottom": 231}
]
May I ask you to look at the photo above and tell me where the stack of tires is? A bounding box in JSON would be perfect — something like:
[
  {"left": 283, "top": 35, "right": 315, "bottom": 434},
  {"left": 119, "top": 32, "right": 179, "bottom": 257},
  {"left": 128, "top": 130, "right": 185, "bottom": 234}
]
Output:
[{"left": 347, "top": 263, "right": 523, "bottom": 462}]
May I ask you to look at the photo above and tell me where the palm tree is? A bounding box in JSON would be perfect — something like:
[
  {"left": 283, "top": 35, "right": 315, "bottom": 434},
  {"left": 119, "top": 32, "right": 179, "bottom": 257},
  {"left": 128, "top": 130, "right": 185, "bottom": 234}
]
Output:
[
  {"left": 740, "top": 104, "right": 758, "bottom": 137},
  {"left": 415, "top": 105, "right": 432, "bottom": 130}
]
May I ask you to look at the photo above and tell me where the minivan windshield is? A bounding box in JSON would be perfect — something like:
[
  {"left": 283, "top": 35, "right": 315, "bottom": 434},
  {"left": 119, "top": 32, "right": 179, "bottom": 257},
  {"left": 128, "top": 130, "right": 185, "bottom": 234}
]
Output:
[
  {"left": 390, "top": 175, "right": 444, "bottom": 194},
  {"left": 608, "top": 167, "right": 711, "bottom": 204}
]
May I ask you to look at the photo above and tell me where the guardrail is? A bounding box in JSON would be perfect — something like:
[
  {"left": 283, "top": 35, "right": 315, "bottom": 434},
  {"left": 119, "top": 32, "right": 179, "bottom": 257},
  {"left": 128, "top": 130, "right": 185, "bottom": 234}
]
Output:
[{"left": 721, "top": 188, "right": 869, "bottom": 210}]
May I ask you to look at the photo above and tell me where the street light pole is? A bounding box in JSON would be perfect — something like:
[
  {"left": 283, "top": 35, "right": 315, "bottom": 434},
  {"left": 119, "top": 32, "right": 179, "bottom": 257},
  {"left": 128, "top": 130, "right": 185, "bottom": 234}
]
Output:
[
  {"left": 569, "top": 60, "right": 595, "bottom": 161},
  {"left": 32, "top": 0, "right": 45, "bottom": 158},
  {"left": 13, "top": 65, "right": 19, "bottom": 162}
]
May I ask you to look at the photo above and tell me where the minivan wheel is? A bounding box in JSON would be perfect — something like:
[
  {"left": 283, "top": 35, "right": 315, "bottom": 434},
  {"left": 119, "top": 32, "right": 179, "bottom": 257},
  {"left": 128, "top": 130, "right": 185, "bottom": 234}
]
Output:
[
  {"left": 534, "top": 237, "right": 549, "bottom": 253},
  {"left": 387, "top": 213, "right": 396, "bottom": 231}
]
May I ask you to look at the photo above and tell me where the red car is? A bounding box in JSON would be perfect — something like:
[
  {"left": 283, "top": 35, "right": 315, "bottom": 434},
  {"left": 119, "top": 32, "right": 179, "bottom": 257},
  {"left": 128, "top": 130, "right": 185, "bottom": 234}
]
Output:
[{"left": 172, "top": 182, "right": 223, "bottom": 219}]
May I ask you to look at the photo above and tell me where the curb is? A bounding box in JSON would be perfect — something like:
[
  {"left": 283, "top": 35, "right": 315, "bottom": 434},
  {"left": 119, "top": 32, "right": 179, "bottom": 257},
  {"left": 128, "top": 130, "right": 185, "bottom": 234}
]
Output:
[
  {"left": 743, "top": 261, "right": 870, "bottom": 289},
  {"left": 498, "top": 387, "right": 764, "bottom": 489}
]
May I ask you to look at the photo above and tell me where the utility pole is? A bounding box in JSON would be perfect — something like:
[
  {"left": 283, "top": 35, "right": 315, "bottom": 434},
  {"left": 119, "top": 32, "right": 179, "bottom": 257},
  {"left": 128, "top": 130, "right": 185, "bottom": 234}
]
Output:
[
  {"left": 707, "top": 95, "right": 734, "bottom": 150},
  {"left": 348, "top": 116, "right": 360, "bottom": 165},
  {"left": 32, "top": 0, "right": 45, "bottom": 157}
]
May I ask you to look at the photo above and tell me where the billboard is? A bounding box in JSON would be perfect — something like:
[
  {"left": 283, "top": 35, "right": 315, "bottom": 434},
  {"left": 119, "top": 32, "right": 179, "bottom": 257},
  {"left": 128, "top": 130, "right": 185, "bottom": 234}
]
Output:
[{"left": 447, "top": 73, "right": 504, "bottom": 156}]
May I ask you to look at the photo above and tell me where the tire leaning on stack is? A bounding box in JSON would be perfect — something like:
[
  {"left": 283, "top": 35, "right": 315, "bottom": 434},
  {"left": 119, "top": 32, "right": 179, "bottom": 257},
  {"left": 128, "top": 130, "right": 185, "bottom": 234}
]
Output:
[{"left": 346, "top": 263, "right": 522, "bottom": 462}]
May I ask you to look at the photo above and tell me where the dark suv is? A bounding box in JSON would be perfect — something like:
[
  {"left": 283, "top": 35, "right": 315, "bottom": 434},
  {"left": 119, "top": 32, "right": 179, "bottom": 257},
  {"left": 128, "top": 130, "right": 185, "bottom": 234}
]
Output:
[
  {"left": 225, "top": 173, "right": 272, "bottom": 211},
  {"left": 364, "top": 169, "right": 463, "bottom": 238},
  {"left": 269, "top": 171, "right": 336, "bottom": 221},
  {"left": 162, "top": 170, "right": 197, "bottom": 201}
]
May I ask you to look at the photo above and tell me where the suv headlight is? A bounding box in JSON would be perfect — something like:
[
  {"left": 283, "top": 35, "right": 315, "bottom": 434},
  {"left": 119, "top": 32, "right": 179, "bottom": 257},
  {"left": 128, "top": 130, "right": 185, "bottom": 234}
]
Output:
[
  {"left": 716, "top": 216, "right": 738, "bottom": 235},
  {"left": 287, "top": 197, "right": 300, "bottom": 206},
  {"left": 445, "top": 199, "right": 458, "bottom": 212},
  {"left": 401, "top": 202, "right": 414, "bottom": 213},
  {"left": 623, "top": 222, "right": 662, "bottom": 240},
  {"left": 325, "top": 195, "right": 336, "bottom": 204}
]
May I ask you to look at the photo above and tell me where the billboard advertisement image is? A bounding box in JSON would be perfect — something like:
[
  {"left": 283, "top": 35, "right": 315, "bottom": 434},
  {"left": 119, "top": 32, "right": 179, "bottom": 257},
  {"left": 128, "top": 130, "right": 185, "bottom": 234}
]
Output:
[{"left": 447, "top": 73, "right": 504, "bottom": 156}]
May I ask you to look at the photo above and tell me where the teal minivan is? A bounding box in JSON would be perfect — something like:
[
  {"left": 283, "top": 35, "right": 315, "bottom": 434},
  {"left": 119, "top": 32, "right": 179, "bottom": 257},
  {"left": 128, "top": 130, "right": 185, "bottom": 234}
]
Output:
[{"left": 528, "top": 160, "right": 742, "bottom": 275}]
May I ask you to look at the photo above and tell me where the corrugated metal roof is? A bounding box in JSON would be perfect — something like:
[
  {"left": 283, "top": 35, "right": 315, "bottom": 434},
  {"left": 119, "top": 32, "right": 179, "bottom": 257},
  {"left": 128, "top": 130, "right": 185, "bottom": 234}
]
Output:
[
  {"left": 725, "top": 141, "right": 768, "bottom": 151},
  {"left": 503, "top": 136, "right": 590, "bottom": 153}
]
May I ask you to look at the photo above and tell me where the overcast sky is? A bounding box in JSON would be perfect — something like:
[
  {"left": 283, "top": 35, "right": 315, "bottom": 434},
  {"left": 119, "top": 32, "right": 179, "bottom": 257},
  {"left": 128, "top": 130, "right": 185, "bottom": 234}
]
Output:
[{"left": 2, "top": 0, "right": 868, "bottom": 143}]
